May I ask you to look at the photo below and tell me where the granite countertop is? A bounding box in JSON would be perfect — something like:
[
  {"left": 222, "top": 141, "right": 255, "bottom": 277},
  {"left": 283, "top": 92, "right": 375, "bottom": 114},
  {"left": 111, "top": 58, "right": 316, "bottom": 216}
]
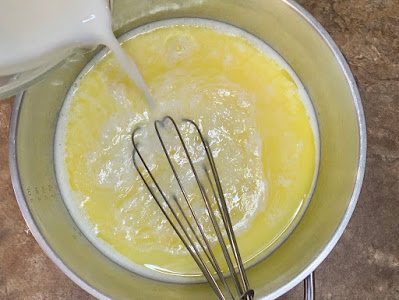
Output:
[{"left": 0, "top": 1, "right": 398, "bottom": 299}]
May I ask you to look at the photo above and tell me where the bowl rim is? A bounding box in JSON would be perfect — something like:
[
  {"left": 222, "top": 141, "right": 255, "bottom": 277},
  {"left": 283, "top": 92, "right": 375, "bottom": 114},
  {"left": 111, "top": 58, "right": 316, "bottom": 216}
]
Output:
[{"left": 8, "top": 1, "right": 367, "bottom": 299}]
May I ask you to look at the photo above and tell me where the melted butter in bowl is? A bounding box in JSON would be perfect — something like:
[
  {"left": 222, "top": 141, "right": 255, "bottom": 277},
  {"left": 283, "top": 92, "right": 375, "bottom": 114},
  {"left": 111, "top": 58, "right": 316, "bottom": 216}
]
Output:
[{"left": 55, "top": 19, "right": 319, "bottom": 282}]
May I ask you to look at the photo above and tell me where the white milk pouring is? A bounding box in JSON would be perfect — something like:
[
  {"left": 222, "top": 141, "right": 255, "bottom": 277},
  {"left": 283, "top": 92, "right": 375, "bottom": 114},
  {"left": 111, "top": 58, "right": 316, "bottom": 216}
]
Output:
[
  {"left": 0, "top": 0, "right": 154, "bottom": 105},
  {"left": 0, "top": 0, "right": 111, "bottom": 75}
]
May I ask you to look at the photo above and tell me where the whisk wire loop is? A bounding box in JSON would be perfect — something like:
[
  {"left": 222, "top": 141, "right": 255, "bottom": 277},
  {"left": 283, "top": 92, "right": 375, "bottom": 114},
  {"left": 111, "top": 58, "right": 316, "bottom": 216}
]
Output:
[
  {"left": 154, "top": 119, "right": 233, "bottom": 299},
  {"left": 185, "top": 119, "right": 251, "bottom": 294},
  {"left": 156, "top": 117, "right": 243, "bottom": 297},
  {"left": 132, "top": 117, "right": 254, "bottom": 300},
  {"left": 132, "top": 131, "right": 224, "bottom": 298}
]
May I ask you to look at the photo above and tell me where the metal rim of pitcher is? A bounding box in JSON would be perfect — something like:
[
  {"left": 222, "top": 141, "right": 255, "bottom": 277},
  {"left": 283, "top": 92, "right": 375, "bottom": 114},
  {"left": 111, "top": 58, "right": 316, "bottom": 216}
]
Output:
[{"left": 8, "top": 0, "right": 367, "bottom": 299}]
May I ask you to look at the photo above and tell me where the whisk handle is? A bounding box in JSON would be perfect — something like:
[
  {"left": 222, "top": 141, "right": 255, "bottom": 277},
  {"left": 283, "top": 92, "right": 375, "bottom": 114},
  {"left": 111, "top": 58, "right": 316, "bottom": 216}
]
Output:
[{"left": 304, "top": 272, "right": 315, "bottom": 300}]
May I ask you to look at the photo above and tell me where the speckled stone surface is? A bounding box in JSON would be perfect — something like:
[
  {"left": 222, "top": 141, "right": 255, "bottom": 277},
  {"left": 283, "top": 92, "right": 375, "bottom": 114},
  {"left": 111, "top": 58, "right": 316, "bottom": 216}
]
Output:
[{"left": 0, "top": 1, "right": 398, "bottom": 299}]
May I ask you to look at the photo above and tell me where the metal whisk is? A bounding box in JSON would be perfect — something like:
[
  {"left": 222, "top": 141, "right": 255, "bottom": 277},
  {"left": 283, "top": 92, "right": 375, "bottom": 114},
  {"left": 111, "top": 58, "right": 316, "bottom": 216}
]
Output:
[{"left": 131, "top": 116, "right": 254, "bottom": 300}]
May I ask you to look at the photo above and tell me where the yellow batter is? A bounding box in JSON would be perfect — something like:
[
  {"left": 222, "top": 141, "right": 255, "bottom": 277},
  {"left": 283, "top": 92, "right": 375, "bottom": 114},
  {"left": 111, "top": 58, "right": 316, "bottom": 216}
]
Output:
[{"left": 56, "top": 20, "right": 317, "bottom": 281}]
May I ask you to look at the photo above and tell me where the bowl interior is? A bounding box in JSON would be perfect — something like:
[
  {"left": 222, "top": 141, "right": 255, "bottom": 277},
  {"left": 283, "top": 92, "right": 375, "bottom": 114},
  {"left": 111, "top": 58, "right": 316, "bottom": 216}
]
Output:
[{"left": 10, "top": 0, "right": 365, "bottom": 299}]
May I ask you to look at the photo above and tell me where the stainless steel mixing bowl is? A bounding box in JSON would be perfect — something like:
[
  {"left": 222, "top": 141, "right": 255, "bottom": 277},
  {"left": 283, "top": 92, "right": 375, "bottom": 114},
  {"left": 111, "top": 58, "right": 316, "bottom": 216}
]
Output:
[{"left": 9, "top": 0, "right": 366, "bottom": 299}]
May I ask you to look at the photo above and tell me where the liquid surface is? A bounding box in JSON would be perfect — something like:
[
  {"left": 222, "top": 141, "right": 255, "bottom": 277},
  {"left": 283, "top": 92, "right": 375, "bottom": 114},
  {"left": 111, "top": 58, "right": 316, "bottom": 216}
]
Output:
[{"left": 55, "top": 19, "right": 318, "bottom": 282}]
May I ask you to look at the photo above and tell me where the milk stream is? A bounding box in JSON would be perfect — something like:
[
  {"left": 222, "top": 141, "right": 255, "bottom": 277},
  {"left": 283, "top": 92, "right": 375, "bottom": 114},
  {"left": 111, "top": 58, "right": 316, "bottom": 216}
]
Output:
[
  {"left": 106, "top": 38, "right": 156, "bottom": 108},
  {"left": 0, "top": 0, "right": 155, "bottom": 107}
]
